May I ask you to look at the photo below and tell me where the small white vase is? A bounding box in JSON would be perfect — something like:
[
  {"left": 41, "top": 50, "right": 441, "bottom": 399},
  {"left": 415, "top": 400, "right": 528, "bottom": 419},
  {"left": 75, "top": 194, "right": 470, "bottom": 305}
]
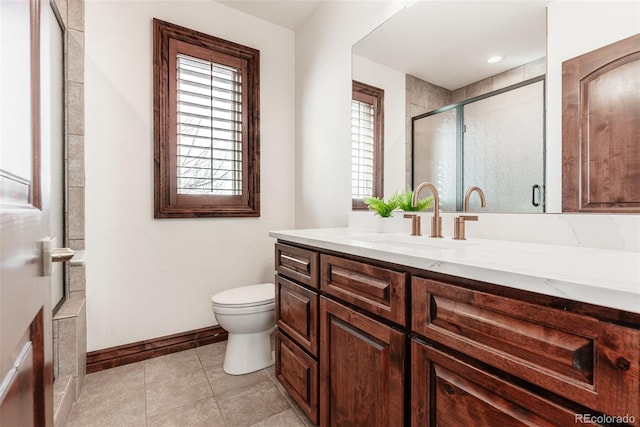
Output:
[{"left": 376, "top": 217, "right": 396, "bottom": 233}]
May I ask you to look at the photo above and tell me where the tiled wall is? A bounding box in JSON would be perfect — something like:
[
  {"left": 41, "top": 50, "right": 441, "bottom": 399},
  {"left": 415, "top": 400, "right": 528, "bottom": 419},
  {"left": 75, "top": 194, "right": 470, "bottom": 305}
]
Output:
[{"left": 51, "top": 0, "right": 86, "bottom": 424}]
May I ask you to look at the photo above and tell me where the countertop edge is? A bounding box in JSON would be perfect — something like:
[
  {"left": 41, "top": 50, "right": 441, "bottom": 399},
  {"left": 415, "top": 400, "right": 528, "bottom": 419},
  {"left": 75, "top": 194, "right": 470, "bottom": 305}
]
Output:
[{"left": 270, "top": 229, "right": 640, "bottom": 315}]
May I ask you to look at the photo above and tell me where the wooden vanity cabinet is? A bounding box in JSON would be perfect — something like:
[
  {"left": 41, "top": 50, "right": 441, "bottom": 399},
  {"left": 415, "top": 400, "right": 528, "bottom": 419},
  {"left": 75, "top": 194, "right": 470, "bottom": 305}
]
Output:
[
  {"left": 275, "top": 240, "right": 640, "bottom": 426},
  {"left": 411, "top": 339, "right": 598, "bottom": 427},
  {"left": 320, "top": 297, "right": 405, "bottom": 427},
  {"left": 274, "top": 243, "right": 320, "bottom": 424},
  {"left": 412, "top": 277, "right": 640, "bottom": 427}
]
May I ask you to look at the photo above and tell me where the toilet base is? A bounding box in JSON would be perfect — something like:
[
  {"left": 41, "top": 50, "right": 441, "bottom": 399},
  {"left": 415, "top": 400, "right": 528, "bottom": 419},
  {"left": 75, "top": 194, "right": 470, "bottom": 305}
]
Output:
[{"left": 223, "top": 328, "right": 274, "bottom": 375}]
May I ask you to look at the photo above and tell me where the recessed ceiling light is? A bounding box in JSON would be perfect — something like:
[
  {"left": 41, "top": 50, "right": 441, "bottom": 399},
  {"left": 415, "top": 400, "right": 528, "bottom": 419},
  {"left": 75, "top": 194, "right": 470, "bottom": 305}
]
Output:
[{"left": 487, "top": 55, "right": 503, "bottom": 64}]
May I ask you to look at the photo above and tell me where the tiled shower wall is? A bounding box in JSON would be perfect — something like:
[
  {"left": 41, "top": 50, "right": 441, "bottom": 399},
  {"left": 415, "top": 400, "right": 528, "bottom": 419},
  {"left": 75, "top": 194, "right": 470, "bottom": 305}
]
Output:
[
  {"left": 50, "top": 0, "right": 86, "bottom": 424},
  {"left": 404, "top": 57, "right": 546, "bottom": 188}
]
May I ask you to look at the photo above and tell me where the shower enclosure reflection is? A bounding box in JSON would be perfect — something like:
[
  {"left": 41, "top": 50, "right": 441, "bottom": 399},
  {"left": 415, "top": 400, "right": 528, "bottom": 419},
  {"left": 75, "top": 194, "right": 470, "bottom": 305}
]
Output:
[{"left": 412, "top": 78, "right": 545, "bottom": 213}]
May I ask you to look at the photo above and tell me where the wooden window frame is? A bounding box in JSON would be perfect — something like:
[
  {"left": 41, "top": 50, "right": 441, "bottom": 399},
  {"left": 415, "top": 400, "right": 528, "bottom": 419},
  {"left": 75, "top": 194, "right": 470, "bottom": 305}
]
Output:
[
  {"left": 153, "top": 19, "right": 260, "bottom": 218},
  {"left": 352, "top": 80, "right": 384, "bottom": 210}
]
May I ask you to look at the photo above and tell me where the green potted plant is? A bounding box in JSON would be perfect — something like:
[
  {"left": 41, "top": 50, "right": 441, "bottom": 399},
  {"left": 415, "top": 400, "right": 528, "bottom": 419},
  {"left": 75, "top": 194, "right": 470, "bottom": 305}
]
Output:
[
  {"left": 363, "top": 193, "right": 403, "bottom": 233},
  {"left": 395, "top": 190, "right": 433, "bottom": 212},
  {"left": 363, "top": 195, "right": 400, "bottom": 217}
]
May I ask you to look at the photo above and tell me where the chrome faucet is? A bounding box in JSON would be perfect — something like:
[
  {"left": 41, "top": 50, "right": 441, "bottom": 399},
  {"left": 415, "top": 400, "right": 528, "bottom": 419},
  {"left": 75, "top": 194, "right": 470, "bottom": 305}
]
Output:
[
  {"left": 463, "top": 186, "right": 486, "bottom": 212},
  {"left": 454, "top": 186, "right": 486, "bottom": 240},
  {"left": 411, "top": 182, "right": 442, "bottom": 238}
]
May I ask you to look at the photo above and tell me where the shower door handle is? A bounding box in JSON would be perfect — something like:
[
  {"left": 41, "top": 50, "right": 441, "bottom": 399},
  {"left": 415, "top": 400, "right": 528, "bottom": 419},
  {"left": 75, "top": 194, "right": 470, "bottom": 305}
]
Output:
[{"left": 532, "top": 184, "right": 541, "bottom": 207}]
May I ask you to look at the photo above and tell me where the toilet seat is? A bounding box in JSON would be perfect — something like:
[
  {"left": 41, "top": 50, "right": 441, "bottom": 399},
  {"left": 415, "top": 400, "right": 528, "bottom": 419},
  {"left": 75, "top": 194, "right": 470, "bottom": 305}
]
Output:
[{"left": 211, "top": 283, "right": 274, "bottom": 309}]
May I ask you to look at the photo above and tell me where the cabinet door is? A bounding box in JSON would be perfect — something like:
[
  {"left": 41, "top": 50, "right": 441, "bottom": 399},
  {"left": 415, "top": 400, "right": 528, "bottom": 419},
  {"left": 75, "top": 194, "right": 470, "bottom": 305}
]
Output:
[
  {"left": 276, "top": 275, "right": 319, "bottom": 356},
  {"left": 320, "top": 297, "right": 405, "bottom": 427},
  {"left": 562, "top": 33, "right": 640, "bottom": 212},
  {"left": 411, "top": 339, "right": 600, "bottom": 427},
  {"left": 275, "top": 330, "right": 319, "bottom": 424}
]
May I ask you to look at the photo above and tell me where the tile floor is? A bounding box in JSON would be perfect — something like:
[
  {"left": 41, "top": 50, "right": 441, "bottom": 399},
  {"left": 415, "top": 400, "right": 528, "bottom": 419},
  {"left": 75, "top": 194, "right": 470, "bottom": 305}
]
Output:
[{"left": 66, "top": 341, "right": 314, "bottom": 427}]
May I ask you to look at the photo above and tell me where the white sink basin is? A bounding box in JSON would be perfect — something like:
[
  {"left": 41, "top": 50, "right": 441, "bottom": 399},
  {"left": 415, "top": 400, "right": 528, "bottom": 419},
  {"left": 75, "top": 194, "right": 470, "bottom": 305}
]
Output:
[{"left": 348, "top": 233, "right": 476, "bottom": 250}]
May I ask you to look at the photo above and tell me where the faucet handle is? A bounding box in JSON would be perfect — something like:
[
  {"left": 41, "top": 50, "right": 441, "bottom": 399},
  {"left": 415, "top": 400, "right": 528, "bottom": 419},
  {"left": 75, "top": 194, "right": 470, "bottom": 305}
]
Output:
[
  {"left": 453, "top": 215, "right": 479, "bottom": 240},
  {"left": 404, "top": 214, "right": 421, "bottom": 236}
]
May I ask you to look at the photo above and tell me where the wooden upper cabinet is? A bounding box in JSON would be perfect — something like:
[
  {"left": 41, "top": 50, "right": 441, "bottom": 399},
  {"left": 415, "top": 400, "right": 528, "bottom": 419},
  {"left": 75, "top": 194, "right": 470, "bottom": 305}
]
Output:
[{"left": 562, "top": 33, "right": 640, "bottom": 212}]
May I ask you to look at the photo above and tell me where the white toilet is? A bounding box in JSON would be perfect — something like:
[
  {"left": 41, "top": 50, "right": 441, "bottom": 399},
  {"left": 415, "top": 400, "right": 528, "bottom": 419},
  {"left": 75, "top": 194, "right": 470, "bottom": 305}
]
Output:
[{"left": 210, "top": 283, "right": 275, "bottom": 375}]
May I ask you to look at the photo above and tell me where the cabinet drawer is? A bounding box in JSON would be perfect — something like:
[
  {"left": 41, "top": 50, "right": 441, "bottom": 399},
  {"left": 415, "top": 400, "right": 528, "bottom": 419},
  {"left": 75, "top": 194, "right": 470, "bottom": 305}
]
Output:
[
  {"left": 275, "top": 330, "right": 319, "bottom": 425},
  {"left": 411, "top": 339, "right": 600, "bottom": 427},
  {"left": 321, "top": 254, "right": 407, "bottom": 325},
  {"left": 412, "top": 277, "right": 640, "bottom": 425},
  {"left": 276, "top": 275, "right": 319, "bottom": 356},
  {"left": 275, "top": 243, "right": 319, "bottom": 288}
]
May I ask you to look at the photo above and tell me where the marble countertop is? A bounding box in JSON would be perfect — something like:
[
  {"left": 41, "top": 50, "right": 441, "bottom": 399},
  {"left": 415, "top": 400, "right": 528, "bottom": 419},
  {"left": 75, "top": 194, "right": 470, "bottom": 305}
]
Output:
[{"left": 269, "top": 228, "right": 640, "bottom": 314}]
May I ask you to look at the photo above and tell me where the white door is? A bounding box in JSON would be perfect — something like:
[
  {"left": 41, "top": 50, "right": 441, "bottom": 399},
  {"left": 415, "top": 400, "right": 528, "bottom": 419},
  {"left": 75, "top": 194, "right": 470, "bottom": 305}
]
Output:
[{"left": 0, "top": 0, "right": 54, "bottom": 425}]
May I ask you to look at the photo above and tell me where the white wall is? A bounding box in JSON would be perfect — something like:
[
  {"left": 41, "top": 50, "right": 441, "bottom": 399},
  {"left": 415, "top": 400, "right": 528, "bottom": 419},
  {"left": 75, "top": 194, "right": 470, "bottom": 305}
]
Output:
[
  {"left": 85, "top": 0, "right": 295, "bottom": 351},
  {"left": 353, "top": 54, "right": 407, "bottom": 197},
  {"left": 294, "top": 1, "right": 404, "bottom": 229}
]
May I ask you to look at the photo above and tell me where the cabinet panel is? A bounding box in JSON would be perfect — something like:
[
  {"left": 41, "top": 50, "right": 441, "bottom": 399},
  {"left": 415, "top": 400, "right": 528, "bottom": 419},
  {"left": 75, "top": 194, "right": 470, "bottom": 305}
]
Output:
[
  {"left": 595, "top": 322, "right": 640, "bottom": 424},
  {"left": 276, "top": 243, "right": 319, "bottom": 288},
  {"left": 412, "top": 277, "right": 640, "bottom": 425},
  {"left": 321, "top": 254, "right": 406, "bottom": 325},
  {"left": 562, "top": 33, "right": 640, "bottom": 212},
  {"left": 411, "top": 340, "right": 598, "bottom": 427},
  {"left": 320, "top": 297, "right": 405, "bottom": 427},
  {"left": 276, "top": 275, "right": 319, "bottom": 356},
  {"left": 275, "top": 330, "right": 319, "bottom": 424}
]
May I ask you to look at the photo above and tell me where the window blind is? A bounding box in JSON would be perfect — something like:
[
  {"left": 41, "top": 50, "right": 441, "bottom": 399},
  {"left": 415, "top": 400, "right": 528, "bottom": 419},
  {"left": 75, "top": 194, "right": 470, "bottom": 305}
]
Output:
[
  {"left": 176, "top": 54, "right": 243, "bottom": 195},
  {"left": 351, "top": 99, "right": 375, "bottom": 199}
]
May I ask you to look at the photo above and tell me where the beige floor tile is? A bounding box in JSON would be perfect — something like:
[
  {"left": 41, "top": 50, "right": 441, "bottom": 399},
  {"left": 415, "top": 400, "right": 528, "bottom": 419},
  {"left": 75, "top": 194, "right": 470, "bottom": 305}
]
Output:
[
  {"left": 146, "top": 397, "right": 226, "bottom": 426},
  {"left": 145, "top": 349, "right": 203, "bottom": 383},
  {"left": 267, "top": 374, "right": 315, "bottom": 427},
  {"left": 146, "top": 368, "right": 213, "bottom": 417},
  {"left": 204, "top": 363, "right": 270, "bottom": 396},
  {"left": 217, "top": 379, "right": 291, "bottom": 427},
  {"left": 69, "top": 343, "right": 309, "bottom": 427},
  {"left": 79, "top": 362, "right": 145, "bottom": 402},
  {"left": 249, "top": 408, "right": 306, "bottom": 427},
  {"left": 66, "top": 386, "right": 145, "bottom": 427},
  {"left": 195, "top": 341, "right": 227, "bottom": 369}
]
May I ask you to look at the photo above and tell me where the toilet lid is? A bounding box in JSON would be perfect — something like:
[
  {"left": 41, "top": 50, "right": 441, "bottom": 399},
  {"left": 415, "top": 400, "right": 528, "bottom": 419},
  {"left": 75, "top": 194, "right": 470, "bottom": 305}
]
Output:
[{"left": 211, "top": 283, "right": 274, "bottom": 308}]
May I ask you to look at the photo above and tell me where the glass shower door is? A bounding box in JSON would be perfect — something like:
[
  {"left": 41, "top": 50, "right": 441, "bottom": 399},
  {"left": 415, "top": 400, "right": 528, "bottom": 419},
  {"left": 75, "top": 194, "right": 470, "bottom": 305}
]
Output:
[{"left": 463, "top": 80, "right": 545, "bottom": 212}]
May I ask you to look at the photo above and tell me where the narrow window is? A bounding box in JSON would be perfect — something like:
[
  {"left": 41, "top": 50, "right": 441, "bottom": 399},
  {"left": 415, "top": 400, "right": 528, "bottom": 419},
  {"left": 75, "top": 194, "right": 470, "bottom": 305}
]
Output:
[
  {"left": 154, "top": 19, "right": 260, "bottom": 218},
  {"left": 351, "top": 81, "right": 384, "bottom": 209}
]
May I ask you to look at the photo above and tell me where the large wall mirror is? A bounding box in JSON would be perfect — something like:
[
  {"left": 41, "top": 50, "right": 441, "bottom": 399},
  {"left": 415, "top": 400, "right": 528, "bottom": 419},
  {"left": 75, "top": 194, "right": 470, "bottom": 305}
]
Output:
[{"left": 352, "top": 1, "right": 549, "bottom": 213}]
